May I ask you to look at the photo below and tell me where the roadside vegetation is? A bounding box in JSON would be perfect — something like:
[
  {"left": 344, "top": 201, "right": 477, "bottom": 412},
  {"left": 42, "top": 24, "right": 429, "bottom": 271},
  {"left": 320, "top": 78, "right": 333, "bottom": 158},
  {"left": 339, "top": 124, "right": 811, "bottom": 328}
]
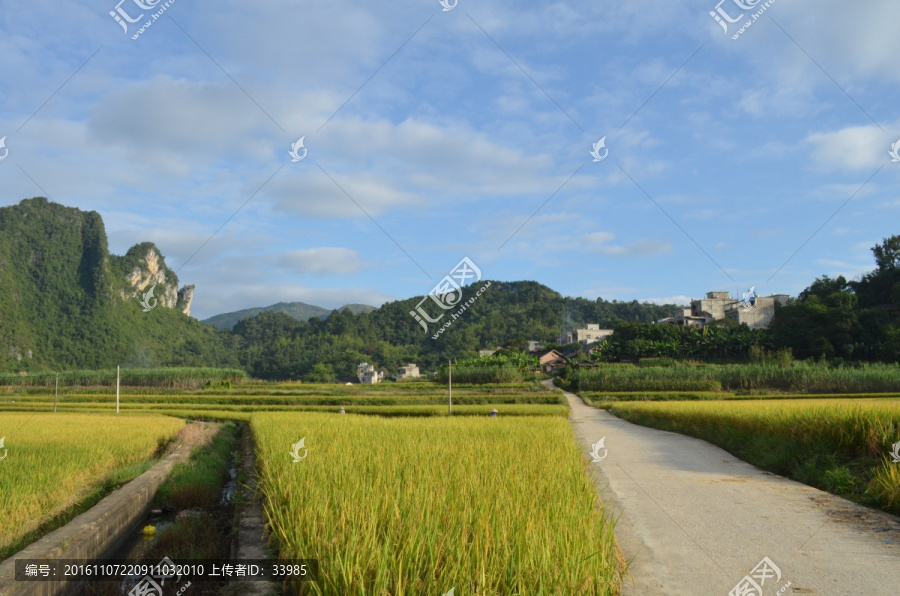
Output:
[
  {"left": 603, "top": 399, "right": 900, "bottom": 514},
  {"left": 563, "top": 360, "right": 900, "bottom": 394},
  {"left": 254, "top": 412, "right": 622, "bottom": 595}
]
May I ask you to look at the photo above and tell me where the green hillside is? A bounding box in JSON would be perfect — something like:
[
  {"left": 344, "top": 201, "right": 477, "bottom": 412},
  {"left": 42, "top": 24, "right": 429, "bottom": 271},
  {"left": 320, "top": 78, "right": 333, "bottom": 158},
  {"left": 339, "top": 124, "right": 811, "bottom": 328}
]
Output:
[
  {"left": 0, "top": 198, "right": 238, "bottom": 372},
  {"left": 202, "top": 302, "right": 376, "bottom": 330},
  {"left": 229, "top": 281, "right": 681, "bottom": 379}
]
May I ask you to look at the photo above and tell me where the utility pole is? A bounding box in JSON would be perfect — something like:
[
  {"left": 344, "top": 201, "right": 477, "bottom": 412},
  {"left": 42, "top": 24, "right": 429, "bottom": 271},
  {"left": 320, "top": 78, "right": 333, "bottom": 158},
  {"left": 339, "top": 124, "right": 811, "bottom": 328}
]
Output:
[
  {"left": 54, "top": 373, "right": 58, "bottom": 413},
  {"left": 116, "top": 365, "right": 120, "bottom": 413},
  {"left": 448, "top": 359, "right": 452, "bottom": 415}
]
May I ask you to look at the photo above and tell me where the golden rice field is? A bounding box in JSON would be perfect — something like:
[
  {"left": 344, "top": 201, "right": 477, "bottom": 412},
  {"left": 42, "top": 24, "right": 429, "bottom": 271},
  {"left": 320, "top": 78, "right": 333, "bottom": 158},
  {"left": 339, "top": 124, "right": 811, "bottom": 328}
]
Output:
[
  {"left": 253, "top": 412, "right": 622, "bottom": 595},
  {"left": 0, "top": 413, "right": 184, "bottom": 555}
]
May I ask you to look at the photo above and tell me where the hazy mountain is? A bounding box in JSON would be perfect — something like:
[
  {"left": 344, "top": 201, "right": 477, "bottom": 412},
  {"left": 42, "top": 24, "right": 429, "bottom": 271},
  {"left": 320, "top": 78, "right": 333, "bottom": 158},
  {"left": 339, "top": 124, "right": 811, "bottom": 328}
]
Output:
[{"left": 202, "top": 302, "right": 377, "bottom": 330}]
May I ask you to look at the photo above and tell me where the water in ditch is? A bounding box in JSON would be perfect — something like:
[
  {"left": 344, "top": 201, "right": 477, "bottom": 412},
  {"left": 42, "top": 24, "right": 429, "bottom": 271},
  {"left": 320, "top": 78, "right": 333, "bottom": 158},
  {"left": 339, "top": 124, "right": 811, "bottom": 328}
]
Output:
[{"left": 74, "top": 464, "right": 240, "bottom": 594}]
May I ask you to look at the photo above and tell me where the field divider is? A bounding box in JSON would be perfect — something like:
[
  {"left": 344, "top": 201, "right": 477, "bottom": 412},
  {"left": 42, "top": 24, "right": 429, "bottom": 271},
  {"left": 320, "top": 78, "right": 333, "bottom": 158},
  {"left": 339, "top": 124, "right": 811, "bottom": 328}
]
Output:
[{"left": 0, "top": 434, "right": 202, "bottom": 595}]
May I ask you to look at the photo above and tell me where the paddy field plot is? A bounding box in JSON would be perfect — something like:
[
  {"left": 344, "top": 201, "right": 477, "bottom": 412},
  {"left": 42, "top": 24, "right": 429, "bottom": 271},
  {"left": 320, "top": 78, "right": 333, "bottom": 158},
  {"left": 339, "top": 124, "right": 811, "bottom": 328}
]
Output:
[
  {"left": 253, "top": 412, "right": 621, "bottom": 595},
  {"left": 0, "top": 413, "right": 184, "bottom": 556}
]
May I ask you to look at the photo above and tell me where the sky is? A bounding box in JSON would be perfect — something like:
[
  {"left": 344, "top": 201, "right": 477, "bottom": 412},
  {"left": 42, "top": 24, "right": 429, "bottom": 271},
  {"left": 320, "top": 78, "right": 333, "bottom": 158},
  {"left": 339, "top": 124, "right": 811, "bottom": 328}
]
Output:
[{"left": 1, "top": 0, "right": 899, "bottom": 321}]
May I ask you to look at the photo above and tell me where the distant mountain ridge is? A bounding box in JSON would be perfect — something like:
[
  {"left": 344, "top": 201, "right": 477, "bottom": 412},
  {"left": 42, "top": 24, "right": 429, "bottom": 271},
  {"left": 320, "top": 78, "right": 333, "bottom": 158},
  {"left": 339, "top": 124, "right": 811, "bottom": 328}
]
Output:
[{"left": 202, "top": 302, "right": 376, "bottom": 330}]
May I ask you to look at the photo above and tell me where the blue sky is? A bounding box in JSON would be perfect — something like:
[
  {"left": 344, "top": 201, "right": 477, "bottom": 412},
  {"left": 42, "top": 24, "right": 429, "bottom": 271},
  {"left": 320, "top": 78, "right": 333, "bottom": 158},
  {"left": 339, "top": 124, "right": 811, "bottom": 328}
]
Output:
[{"left": 1, "top": 0, "right": 899, "bottom": 320}]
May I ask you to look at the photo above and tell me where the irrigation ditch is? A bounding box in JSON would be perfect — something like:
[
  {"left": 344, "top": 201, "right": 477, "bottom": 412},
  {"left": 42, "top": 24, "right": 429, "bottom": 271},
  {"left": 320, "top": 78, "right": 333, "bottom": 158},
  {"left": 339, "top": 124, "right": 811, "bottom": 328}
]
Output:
[{"left": 0, "top": 420, "right": 287, "bottom": 596}]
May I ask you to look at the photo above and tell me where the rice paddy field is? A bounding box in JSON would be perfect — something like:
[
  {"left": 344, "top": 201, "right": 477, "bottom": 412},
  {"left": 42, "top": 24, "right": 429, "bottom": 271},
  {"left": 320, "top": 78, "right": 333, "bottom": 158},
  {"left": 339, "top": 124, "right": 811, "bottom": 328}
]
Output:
[
  {"left": 570, "top": 361, "right": 900, "bottom": 393},
  {"left": 8, "top": 366, "right": 900, "bottom": 593},
  {"left": 253, "top": 412, "right": 621, "bottom": 595},
  {"left": 0, "top": 413, "right": 184, "bottom": 557},
  {"left": 0, "top": 379, "right": 567, "bottom": 418},
  {"left": 0, "top": 374, "right": 625, "bottom": 593},
  {"left": 602, "top": 398, "right": 900, "bottom": 514}
]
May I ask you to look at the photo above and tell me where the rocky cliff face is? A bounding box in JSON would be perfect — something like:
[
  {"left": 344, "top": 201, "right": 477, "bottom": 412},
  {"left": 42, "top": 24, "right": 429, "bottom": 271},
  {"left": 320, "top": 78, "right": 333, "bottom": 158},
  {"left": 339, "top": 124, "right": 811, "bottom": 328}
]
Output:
[
  {"left": 119, "top": 244, "right": 194, "bottom": 315},
  {"left": 178, "top": 285, "right": 195, "bottom": 317}
]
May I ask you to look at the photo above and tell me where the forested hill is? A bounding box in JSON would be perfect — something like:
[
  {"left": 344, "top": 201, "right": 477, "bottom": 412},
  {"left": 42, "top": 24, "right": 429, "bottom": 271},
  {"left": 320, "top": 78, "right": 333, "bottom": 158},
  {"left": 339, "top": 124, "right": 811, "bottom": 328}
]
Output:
[
  {"left": 231, "top": 281, "right": 681, "bottom": 379},
  {"left": 0, "top": 198, "right": 237, "bottom": 371}
]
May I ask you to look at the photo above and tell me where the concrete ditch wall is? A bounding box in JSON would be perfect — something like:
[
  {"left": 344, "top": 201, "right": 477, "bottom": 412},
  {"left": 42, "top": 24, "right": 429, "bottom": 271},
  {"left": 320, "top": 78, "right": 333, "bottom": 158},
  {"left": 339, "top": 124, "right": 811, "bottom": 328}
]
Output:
[{"left": 0, "top": 442, "right": 195, "bottom": 596}]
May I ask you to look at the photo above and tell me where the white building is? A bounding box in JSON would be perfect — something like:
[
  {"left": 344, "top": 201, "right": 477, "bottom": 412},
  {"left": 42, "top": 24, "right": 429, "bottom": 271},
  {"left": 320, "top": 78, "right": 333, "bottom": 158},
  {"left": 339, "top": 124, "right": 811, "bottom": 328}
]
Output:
[
  {"left": 657, "top": 291, "right": 790, "bottom": 330},
  {"left": 557, "top": 324, "right": 614, "bottom": 346},
  {"left": 357, "top": 362, "right": 383, "bottom": 384},
  {"left": 395, "top": 363, "right": 420, "bottom": 380}
]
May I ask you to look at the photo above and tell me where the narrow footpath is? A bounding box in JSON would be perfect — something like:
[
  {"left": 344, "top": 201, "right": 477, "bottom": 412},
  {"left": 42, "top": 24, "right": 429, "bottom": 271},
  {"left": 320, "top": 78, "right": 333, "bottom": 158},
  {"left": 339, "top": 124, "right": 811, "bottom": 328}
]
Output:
[{"left": 555, "top": 383, "right": 900, "bottom": 595}]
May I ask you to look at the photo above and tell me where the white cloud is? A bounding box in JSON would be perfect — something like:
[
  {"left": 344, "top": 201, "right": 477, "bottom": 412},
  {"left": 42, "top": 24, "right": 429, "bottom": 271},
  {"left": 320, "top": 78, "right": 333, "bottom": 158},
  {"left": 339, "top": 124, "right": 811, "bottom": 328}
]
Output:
[
  {"left": 813, "top": 258, "right": 871, "bottom": 280},
  {"left": 582, "top": 232, "right": 672, "bottom": 257},
  {"left": 642, "top": 295, "right": 691, "bottom": 307},
  {"left": 807, "top": 125, "right": 894, "bottom": 171},
  {"left": 267, "top": 169, "right": 423, "bottom": 218},
  {"left": 276, "top": 248, "right": 365, "bottom": 276}
]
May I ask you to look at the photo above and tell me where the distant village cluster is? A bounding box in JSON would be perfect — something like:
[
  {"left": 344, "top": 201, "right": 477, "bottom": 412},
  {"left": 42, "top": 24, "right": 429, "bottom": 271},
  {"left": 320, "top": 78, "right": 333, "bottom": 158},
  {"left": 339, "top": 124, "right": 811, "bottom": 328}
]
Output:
[
  {"left": 356, "top": 362, "right": 420, "bottom": 384},
  {"left": 356, "top": 290, "right": 790, "bottom": 383},
  {"left": 655, "top": 291, "right": 789, "bottom": 330}
]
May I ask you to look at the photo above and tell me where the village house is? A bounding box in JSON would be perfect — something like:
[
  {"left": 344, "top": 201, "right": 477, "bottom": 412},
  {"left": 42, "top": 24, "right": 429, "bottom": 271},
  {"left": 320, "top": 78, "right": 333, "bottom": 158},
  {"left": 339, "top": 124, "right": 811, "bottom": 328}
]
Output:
[
  {"left": 557, "top": 324, "right": 614, "bottom": 347},
  {"left": 395, "top": 363, "right": 420, "bottom": 380},
  {"left": 357, "top": 362, "right": 383, "bottom": 384},
  {"left": 527, "top": 340, "right": 545, "bottom": 353},
  {"left": 537, "top": 349, "right": 568, "bottom": 373},
  {"left": 478, "top": 347, "right": 502, "bottom": 357}
]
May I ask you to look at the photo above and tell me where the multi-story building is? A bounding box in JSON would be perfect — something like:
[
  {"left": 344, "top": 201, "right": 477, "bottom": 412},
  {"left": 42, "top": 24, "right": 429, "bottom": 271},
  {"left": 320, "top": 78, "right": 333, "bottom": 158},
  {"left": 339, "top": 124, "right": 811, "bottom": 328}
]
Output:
[
  {"left": 725, "top": 294, "right": 790, "bottom": 329},
  {"left": 657, "top": 291, "right": 790, "bottom": 330},
  {"left": 357, "top": 362, "right": 383, "bottom": 384}
]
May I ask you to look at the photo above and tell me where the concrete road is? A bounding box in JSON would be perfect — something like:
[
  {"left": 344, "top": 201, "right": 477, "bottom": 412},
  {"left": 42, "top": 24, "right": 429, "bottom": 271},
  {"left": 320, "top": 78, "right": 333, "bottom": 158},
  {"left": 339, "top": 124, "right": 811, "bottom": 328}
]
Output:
[{"left": 557, "top": 385, "right": 900, "bottom": 595}]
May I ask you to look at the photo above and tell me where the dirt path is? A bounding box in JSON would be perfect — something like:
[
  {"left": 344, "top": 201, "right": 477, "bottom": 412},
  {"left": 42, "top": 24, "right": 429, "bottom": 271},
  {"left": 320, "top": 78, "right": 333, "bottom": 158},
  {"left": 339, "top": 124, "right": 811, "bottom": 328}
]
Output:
[{"left": 554, "top": 383, "right": 900, "bottom": 595}]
